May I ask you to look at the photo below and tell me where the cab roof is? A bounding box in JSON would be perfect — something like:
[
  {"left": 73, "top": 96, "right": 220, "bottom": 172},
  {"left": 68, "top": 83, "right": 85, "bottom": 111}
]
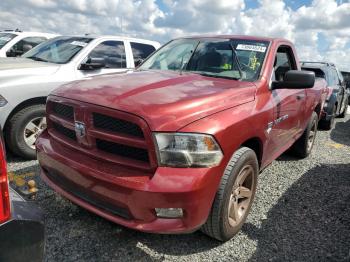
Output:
[{"left": 177, "top": 34, "right": 289, "bottom": 43}]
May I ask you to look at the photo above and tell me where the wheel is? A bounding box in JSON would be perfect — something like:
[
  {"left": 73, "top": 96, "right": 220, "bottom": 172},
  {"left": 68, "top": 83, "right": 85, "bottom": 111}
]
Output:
[
  {"left": 319, "top": 105, "right": 336, "bottom": 130},
  {"left": 201, "top": 147, "right": 258, "bottom": 241},
  {"left": 338, "top": 98, "right": 348, "bottom": 118},
  {"left": 5, "top": 104, "right": 46, "bottom": 159},
  {"left": 291, "top": 111, "right": 318, "bottom": 158}
]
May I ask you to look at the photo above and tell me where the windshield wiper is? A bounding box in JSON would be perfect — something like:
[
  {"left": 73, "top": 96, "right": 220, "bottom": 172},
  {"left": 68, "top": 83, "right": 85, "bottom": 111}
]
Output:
[
  {"left": 229, "top": 43, "right": 243, "bottom": 79},
  {"left": 197, "top": 72, "right": 240, "bottom": 80},
  {"left": 26, "top": 56, "right": 49, "bottom": 63}
]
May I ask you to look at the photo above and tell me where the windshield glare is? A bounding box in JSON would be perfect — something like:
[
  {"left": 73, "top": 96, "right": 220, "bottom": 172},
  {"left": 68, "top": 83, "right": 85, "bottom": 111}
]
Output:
[
  {"left": 0, "top": 33, "right": 16, "bottom": 49},
  {"left": 140, "top": 38, "right": 269, "bottom": 81},
  {"left": 22, "top": 36, "right": 93, "bottom": 64}
]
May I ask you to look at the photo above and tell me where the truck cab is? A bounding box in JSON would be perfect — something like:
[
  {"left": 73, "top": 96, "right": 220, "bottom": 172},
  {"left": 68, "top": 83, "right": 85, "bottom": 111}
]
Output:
[{"left": 0, "top": 29, "right": 57, "bottom": 57}]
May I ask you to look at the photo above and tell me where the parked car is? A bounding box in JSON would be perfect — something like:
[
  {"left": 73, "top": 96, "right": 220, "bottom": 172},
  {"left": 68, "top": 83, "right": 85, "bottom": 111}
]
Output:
[
  {"left": 0, "top": 35, "right": 160, "bottom": 159},
  {"left": 0, "top": 29, "right": 56, "bottom": 57},
  {"left": 37, "top": 35, "right": 327, "bottom": 241},
  {"left": 0, "top": 126, "right": 45, "bottom": 261},
  {"left": 301, "top": 62, "right": 349, "bottom": 130},
  {"left": 341, "top": 70, "right": 350, "bottom": 104}
]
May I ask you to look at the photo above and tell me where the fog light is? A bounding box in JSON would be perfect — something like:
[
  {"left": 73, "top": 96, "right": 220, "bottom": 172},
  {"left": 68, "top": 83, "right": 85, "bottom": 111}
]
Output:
[{"left": 155, "top": 208, "right": 183, "bottom": 218}]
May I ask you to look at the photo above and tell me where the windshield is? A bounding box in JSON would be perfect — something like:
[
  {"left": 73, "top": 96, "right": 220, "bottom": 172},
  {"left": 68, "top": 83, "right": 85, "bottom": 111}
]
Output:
[
  {"left": 22, "top": 36, "right": 93, "bottom": 64},
  {"left": 139, "top": 38, "right": 269, "bottom": 81},
  {"left": 0, "top": 33, "right": 16, "bottom": 49}
]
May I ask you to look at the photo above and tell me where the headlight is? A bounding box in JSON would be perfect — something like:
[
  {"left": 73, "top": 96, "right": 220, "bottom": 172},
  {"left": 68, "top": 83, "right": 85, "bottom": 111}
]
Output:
[
  {"left": 154, "top": 133, "right": 223, "bottom": 167},
  {"left": 0, "top": 95, "right": 7, "bottom": 107}
]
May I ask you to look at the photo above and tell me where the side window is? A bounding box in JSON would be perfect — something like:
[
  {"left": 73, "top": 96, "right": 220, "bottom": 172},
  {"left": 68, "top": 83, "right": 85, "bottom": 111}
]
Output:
[
  {"left": 7, "top": 37, "right": 47, "bottom": 57},
  {"left": 273, "top": 46, "right": 297, "bottom": 81},
  {"left": 130, "top": 42, "right": 156, "bottom": 62},
  {"left": 328, "top": 68, "right": 339, "bottom": 86},
  {"left": 88, "top": 41, "right": 126, "bottom": 69},
  {"left": 336, "top": 68, "right": 344, "bottom": 84}
]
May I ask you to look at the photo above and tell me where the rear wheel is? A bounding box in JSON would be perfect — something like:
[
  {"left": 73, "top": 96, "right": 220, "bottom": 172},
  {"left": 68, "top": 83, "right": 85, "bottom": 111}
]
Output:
[
  {"left": 5, "top": 104, "right": 46, "bottom": 159},
  {"left": 291, "top": 111, "right": 318, "bottom": 158},
  {"left": 319, "top": 105, "right": 336, "bottom": 130},
  {"left": 201, "top": 147, "right": 258, "bottom": 241}
]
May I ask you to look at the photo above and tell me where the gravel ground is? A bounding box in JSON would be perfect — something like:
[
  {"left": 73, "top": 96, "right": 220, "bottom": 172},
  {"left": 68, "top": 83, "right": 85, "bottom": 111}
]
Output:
[{"left": 7, "top": 112, "right": 350, "bottom": 262}]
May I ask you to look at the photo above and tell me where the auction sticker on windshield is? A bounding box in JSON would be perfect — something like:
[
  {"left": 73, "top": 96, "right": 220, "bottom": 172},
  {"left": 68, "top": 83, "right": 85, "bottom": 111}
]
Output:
[
  {"left": 236, "top": 44, "right": 266, "bottom": 53},
  {"left": 70, "top": 41, "right": 88, "bottom": 47}
]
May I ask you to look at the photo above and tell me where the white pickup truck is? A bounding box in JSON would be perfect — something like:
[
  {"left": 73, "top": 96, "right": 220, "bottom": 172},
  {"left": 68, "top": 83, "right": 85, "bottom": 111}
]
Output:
[
  {"left": 0, "top": 30, "right": 57, "bottom": 57},
  {"left": 0, "top": 35, "right": 160, "bottom": 159}
]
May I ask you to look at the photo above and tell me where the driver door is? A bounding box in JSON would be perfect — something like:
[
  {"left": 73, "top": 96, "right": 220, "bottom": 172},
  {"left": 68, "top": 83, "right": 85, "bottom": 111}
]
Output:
[
  {"left": 76, "top": 40, "right": 130, "bottom": 78},
  {"left": 267, "top": 45, "right": 306, "bottom": 157}
]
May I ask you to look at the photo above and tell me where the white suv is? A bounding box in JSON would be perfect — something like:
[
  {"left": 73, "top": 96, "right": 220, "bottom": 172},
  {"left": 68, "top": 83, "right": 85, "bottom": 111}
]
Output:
[
  {"left": 0, "top": 35, "right": 160, "bottom": 159},
  {"left": 0, "top": 29, "right": 57, "bottom": 57}
]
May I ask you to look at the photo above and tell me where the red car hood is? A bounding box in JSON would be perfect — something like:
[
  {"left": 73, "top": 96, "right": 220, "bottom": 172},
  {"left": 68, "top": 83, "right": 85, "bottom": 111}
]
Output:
[{"left": 52, "top": 70, "right": 256, "bottom": 131}]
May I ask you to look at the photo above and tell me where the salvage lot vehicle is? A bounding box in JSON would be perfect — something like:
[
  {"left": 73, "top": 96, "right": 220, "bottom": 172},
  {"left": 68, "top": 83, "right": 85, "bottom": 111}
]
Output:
[
  {"left": 0, "top": 29, "right": 56, "bottom": 57},
  {"left": 37, "top": 36, "right": 327, "bottom": 241},
  {"left": 302, "top": 62, "right": 349, "bottom": 130},
  {"left": 341, "top": 70, "right": 350, "bottom": 104},
  {"left": 0, "top": 127, "right": 45, "bottom": 262},
  {"left": 0, "top": 35, "right": 160, "bottom": 159}
]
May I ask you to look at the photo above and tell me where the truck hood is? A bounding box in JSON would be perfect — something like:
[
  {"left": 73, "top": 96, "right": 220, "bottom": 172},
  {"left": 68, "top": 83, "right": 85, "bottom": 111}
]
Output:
[
  {"left": 0, "top": 57, "right": 60, "bottom": 80},
  {"left": 53, "top": 70, "right": 256, "bottom": 131}
]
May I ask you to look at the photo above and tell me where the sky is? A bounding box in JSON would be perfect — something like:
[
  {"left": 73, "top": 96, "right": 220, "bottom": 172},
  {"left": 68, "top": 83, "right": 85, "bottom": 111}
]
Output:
[{"left": 0, "top": 0, "right": 350, "bottom": 70}]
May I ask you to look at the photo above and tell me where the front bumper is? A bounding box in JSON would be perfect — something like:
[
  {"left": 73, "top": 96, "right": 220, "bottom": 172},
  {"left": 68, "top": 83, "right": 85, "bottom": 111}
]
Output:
[
  {"left": 36, "top": 131, "right": 224, "bottom": 234},
  {"left": 0, "top": 188, "right": 45, "bottom": 262}
]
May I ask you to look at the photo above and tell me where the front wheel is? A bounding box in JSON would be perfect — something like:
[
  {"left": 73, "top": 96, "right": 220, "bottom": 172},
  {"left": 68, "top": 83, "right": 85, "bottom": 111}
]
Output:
[
  {"left": 201, "top": 147, "right": 258, "bottom": 241},
  {"left": 5, "top": 104, "right": 46, "bottom": 159},
  {"left": 291, "top": 111, "right": 318, "bottom": 158}
]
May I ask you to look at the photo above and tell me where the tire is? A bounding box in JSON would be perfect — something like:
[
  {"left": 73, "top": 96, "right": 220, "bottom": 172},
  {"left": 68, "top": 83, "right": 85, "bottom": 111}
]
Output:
[
  {"left": 5, "top": 104, "right": 46, "bottom": 160},
  {"left": 201, "top": 147, "right": 258, "bottom": 241},
  {"left": 319, "top": 105, "right": 335, "bottom": 130},
  {"left": 291, "top": 111, "right": 318, "bottom": 158},
  {"left": 338, "top": 98, "right": 348, "bottom": 118}
]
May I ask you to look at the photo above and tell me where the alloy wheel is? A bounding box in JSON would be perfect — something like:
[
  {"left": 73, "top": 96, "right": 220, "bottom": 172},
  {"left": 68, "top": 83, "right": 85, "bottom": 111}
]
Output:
[
  {"left": 24, "top": 117, "right": 47, "bottom": 149},
  {"left": 228, "top": 165, "right": 254, "bottom": 227}
]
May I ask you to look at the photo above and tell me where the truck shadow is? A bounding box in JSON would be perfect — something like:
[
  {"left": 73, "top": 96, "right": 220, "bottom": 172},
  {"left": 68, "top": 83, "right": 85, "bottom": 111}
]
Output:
[
  {"left": 330, "top": 118, "right": 350, "bottom": 146},
  {"left": 242, "top": 163, "right": 350, "bottom": 262}
]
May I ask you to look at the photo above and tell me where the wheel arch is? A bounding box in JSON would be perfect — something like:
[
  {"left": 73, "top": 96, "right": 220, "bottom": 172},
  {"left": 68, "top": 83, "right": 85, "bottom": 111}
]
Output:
[
  {"left": 240, "top": 137, "right": 263, "bottom": 168},
  {"left": 4, "top": 97, "right": 47, "bottom": 135},
  {"left": 314, "top": 102, "right": 322, "bottom": 118}
]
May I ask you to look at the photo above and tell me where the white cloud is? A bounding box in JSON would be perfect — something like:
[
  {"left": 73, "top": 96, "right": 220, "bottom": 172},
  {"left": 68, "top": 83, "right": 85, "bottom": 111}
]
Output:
[{"left": 0, "top": 0, "right": 349, "bottom": 70}]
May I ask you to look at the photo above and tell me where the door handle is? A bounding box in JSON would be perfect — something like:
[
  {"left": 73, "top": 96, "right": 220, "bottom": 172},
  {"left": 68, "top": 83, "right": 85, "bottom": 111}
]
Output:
[{"left": 296, "top": 94, "right": 305, "bottom": 100}]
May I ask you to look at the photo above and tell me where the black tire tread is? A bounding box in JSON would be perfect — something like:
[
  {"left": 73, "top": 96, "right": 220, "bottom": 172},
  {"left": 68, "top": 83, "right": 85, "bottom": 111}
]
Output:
[
  {"left": 5, "top": 104, "right": 45, "bottom": 159},
  {"left": 201, "top": 147, "right": 257, "bottom": 241},
  {"left": 291, "top": 111, "right": 318, "bottom": 158}
]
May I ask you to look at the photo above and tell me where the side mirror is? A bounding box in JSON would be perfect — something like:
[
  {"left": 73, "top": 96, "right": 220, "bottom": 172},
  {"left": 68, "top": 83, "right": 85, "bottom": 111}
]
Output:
[
  {"left": 6, "top": 48, "right": 17, "bottom": 57},
  {"left": 272, "top": 70, "right": 315, "bottom": 90},
  {"left": 134, "top": 58, "right": 143, "bottom": 67},
  {"left": 79, "top": 57, "right": 105, "bottom": 70}
]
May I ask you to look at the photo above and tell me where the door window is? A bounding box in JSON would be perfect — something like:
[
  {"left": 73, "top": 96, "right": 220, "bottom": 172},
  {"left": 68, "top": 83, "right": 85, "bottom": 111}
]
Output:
[
  {"left": 130, "top": 42, "right": 156, "bottom": 61},
  {"left": 7, "top": 36, "right": 47, "bottom": 57},
  {"left": 273, "top": 46, "right": 297, "bottom": 81},
  {"left": 88, "top": 41, "right": 126, "bottom": 68}
]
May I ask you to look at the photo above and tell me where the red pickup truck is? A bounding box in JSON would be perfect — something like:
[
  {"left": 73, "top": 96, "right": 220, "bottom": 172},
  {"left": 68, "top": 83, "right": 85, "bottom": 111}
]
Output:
[{"left": 36, "top": 36, "right": 327, "bottom": 241}]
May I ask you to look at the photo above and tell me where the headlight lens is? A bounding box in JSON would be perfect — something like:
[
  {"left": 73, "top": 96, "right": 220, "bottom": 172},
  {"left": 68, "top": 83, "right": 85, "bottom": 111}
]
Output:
[
  {"left": 0, "top": 95, "right": 7, "bottom": 107},
  {"left": 154, "top": 133, "right": 223, "bottom": 167}
]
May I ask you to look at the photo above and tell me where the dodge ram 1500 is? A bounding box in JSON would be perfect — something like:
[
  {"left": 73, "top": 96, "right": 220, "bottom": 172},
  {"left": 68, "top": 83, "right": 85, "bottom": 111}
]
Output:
[{"left": 36, "top": 35, "right": 327, "bottom": 241}]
